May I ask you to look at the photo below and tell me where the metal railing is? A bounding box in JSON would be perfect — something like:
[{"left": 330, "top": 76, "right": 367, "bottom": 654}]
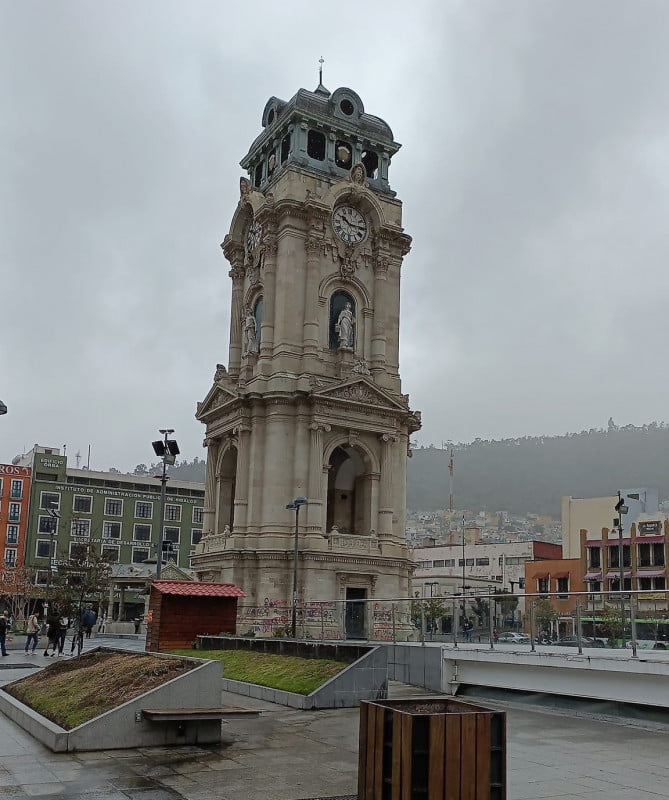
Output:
[{"left": 233, "top": 587, "right": 669, "bottom": 658}]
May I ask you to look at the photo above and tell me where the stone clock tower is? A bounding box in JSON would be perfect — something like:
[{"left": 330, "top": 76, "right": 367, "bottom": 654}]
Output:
[{"left": 193, "top": 81, "right": 421, "bottom": 639}]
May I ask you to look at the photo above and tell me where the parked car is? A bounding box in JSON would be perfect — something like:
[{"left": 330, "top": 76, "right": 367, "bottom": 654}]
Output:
[
  {"left": 496, "top": 631, "right": 530, "bottom": 644},
  {"left": 624, "top": 639, "right": 667, "bottom": 650},
  {"left": 556, "top": 636, "right": 605, "bottom": 648}
]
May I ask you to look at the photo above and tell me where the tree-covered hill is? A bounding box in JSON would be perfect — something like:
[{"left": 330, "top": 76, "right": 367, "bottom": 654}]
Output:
[{"left": 408, "top": 422, "right": 669, "bottom": 516}]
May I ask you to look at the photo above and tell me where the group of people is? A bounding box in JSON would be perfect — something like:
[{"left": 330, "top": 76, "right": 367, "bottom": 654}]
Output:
[{"left": 2, "top": 607, "right": 98, "bottom": 657}]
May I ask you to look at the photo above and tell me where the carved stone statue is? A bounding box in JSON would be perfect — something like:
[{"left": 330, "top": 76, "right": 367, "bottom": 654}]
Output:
[
  {"left": 351, "top": 358, "right": 370, "bottom": 375},
  {"left": 214, "top": 363, "right": 227, "bottom": 382},
  {"left": 335, "top": 302, "right": 354, "bottom": 349},
  {"left": 243, "top": 309, "right": 258, "bottom": 355}
]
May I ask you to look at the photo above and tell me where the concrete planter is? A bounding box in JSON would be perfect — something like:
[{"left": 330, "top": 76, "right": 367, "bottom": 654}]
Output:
[
  {"left": 199, "top": 637, "right": 388, "bottom": 708},
  {"left": 0, "top": 647, "right": 221, "bottom": 752}
]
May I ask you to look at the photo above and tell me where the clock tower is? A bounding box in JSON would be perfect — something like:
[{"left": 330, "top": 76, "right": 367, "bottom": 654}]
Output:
[{"left": 193, "top": 81, "right": 421, "bottom": 639}]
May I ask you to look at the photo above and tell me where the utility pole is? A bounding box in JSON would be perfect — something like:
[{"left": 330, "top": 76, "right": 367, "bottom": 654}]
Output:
[{"left": 615, "top": 492, "right": 629, "bottom": 648}]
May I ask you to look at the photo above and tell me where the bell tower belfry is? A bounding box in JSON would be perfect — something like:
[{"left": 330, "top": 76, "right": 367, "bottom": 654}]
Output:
[{"left": 193, "top": 81, "right": 421, "bottom": 639}]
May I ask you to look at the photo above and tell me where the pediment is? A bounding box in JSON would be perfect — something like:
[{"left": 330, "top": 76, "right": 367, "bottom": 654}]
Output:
[
  {"left": 313, "top": 378, "right": 407, "bottom": 412},
  {"left": 196, "top": 383, "right": 238, "bottom": 420},
  {"left": 161, "top": 561, "right": 195, "bottom": 581}
]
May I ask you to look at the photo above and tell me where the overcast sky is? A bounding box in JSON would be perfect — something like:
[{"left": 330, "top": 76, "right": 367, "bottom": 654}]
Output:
[{"left": 3, "top": 1, "right": 669, "bottom": 472}]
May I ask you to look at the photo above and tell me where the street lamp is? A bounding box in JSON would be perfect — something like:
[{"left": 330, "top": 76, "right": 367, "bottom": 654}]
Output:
[
  {"left": 152, "top": 429, "right": 180, "bottom": 579},
  {"left": 286, "top": 497, "right": 308, "bottom": 638},
  {"left": 44, "top": 506, "right": 60, "bottom": 616},
  {"left": 615, "top": 492, "right": 629, "bottom": 647}
]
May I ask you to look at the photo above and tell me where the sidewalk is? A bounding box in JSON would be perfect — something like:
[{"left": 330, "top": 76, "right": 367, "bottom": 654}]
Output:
[{"left": 0, "top": 639, "right": 668, "bottom": 799}]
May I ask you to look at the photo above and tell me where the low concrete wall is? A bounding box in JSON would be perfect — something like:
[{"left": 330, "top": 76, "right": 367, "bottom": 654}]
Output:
[
  {"left": 201, "top": 637, "right": 388, "bottom": 709},
  {"left": 0, "top": 648, "right": 221, "bottom": 751},
  {"left": 384, "top": 641, "right": 669, "bottom": 708}
]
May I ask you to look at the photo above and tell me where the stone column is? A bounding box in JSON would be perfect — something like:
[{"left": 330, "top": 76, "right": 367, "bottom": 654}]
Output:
[
  {"left": 259, "top": 233, "right": 277, "bottom": 366},
  {"left": 370, "top": 254, "right": 389, "bottom": 373},
  {"left": 202, "top": 438, "right": 219, "bottom": 538},
  {"left": 307, "top": 422, "right": 330, "bottom": 531},
  {"left": 303, "top": 235, "right": 321, "bottom": 360},
  {"left": 378, "top": 433, "right": 397, "bottom": 540},
  {"left": 223, "top": 241, "right": 246, "bottom": 379},
  {"left": 233, "top": 425, "right": 251, "bottom": 532}
]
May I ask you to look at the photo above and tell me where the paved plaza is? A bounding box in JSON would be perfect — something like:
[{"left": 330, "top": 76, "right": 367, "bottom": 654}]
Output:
[{"left": 0, "top": 637, "right": 668, "bottom": 799}]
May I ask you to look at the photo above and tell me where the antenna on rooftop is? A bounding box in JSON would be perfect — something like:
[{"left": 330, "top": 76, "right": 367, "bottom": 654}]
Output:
[
  {"left": 75, "top": 450, "right": 81, "bottom": 468},
  {"left": 448, "top": 449, "right": 454, "bottom": 512},
  {"left": 318, "top": 56, "right": 324, "bottom": 85}
]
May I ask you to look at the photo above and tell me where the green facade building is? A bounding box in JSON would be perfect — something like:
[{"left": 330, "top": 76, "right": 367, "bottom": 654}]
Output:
[{"left": 20, "top": 448, "right": 204, "bottom": 587}]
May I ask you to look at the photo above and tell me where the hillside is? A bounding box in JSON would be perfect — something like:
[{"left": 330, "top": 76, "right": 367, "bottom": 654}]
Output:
[
  {"left": 145, "top": 422, "right": 669, "bottom": 517},
  {"left": 408, "top": 422, "right": 669, "bottom": 516}
]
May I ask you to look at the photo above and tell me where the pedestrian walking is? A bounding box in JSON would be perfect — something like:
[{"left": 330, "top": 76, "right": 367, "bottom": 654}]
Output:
[
  {"left": 43, "top": 614, "right": 59, "bottom": 657},
  {"left": 0, "top": 612, "right": 9, "bottom": 656},
  {"left": 24, "top": 612, "right": 40, "bottom": 654},
  {"left": 56, "top": 616, "right": 68, "bottom": 656}
]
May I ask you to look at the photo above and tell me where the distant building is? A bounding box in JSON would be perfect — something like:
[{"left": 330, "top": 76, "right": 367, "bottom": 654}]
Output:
[
  {"left": 14, "top": 446, "right": 204, "bottom": 620},
  {"left": 411, "top": 539, "right": 562, "bottom": 619},
  {"left": 0, "top": 462, "right": 32, "bottom": 582}
]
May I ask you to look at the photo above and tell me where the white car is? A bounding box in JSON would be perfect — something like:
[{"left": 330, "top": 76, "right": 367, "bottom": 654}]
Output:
[{"left": 496, "top": 631, "right": 530, "bottom": 644}]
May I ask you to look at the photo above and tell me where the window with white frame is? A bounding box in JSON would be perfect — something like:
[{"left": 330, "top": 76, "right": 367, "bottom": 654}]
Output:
[
  {"left": 69, "top": 542, "right": 88, "bottom": 560},
  {"left": 8, "top": 503, "right": 20, "bottom": 522},
  {"left": 132, "top": 548, "right": 150, "bottom": 564},
  {"left": 135, "top": 501, "right": 153, "bottom": 519},
  {"left": 35, "top": 570, "right": 50, "bottom": 585},
  {"left": 71, "top": 518, "right": 91, "bottom": 538},
  {"left": 36, "top": 540, "right": 52, "bottom": 558},
  {"left": 165, "top": 504, "right": 181, "bottom": 522},
  {"left": 193, "top": 506, "right": 204, "bottom": 525},
  {"left": 134, "top": 524, "right": 152, "bottom": 542},
  {"left": 588, "top": 547, "right": 601, "bottom": 569},
  {"left": 191, "top": 529, "right": 202, "bottom": 545},
  {"left": 163, "top": 526, "right": 180, "bottom": 544},
  {"left": 101, "top": 545, "right": 119, "bottom": 563},
  {"left": 38, "top": 515, "right": 57, "bottom": 534},
  {"left": 40, "top": 491, "right": 60, "bottom": 510},
  {"left": 444, "top": 559, "right": 455, "bottom": 567},
  {"left": 4, "top": 548, "right": 17, "bottom": 566},
  {"left": 6, "top": 525, "right": 18, "bottom": 544},
  {"left": 104, "top": 498, "right": 123, "bottom": 516},
  {"left": 73, "top": 495, "right": 92, "bottom": 513},
  {"left": 10, "top": 480, "right": 23, "bottom": 499},
  {"left": 537, "top": 578, "right": 549, "bottom": 594},
  {"left": 102, "top": 521, "right": 121, "bottom": 539}
]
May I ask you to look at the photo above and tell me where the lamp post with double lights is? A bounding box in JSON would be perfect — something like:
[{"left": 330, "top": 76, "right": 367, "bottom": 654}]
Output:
[
  {"left": 286, "top": 497, "right": 308, "bottom": 638},
  {"left": 152, "top": 429, "right": 180, "bottom": 579}
]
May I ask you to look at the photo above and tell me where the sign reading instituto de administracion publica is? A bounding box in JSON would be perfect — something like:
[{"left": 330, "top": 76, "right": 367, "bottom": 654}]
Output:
[{"left": 193, "top": 81, "right": 421, "bottom": 641}]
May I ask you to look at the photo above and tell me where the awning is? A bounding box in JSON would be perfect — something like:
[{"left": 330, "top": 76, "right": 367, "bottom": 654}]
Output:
[
  {"left": 551, "top": 572, "right": 570, "bottom": 579},
  {"left": 636, "top": 570, "right": 666, "bottom": 579},
  {"left": 584, "top": 573, "right": 602, "bottom": 580},
  {"left": 635, "top": 535, "right": 665, "bottom": 543},
  {"left": 605, "top": 572, "right": 631, "bottom": 579},
  {"left": 532, "top": 573, "right": 548, "bottom": 580},
  {"left": 604, "top": 538, "right": 631, "bottom": 545},
  {"left": 585, "top": 541, "right": 602, "bottom": 547}
]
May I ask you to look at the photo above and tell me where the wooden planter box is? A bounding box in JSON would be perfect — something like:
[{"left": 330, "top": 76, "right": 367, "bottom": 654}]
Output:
[{"left": 358, "top": 697, "right": 505, "bottom": 800}]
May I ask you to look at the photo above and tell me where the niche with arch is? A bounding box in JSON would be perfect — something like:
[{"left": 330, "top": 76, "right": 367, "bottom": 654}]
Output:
[{"left": 329, "top": 290, "right": 356, "bottom": 350}]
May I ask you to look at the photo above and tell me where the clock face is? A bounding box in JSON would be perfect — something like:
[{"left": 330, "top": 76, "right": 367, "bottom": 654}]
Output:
[
  {"left": 332, "top": 205, "right": 367, "bottom": 245},
  {"left": 246, "top": 220, "right": 262, "bottom": 252}
]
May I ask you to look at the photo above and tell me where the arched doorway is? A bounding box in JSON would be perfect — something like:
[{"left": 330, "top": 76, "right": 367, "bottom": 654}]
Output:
[
  {"left": 326, "top": 446, "right": 372, "bottom": 535},
  {"left": 217, "top": 446, "right": 237, "bottom": 532}
]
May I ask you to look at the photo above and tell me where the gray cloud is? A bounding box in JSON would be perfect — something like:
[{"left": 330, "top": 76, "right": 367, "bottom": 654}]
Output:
[{"left": 3, "top": 1, "right": 669, "bottom": 469}]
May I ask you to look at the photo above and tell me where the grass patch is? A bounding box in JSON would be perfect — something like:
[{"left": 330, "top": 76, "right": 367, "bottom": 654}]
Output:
[
  {"left": 170, "top": 648, "right": 346, "bottom": 695},
  {"left": 3, "top": 650, "right": 195, "bottom": 730}
]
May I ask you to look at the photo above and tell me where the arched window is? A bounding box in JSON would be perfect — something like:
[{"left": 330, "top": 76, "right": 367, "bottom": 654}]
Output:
[{"left": 329, "top": 291, "right": 355, "bottom": 350}]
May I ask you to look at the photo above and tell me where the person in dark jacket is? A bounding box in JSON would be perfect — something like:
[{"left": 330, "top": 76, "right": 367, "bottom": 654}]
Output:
[{"left": 0, "top": 612, "right": 9, "bottom": 656}]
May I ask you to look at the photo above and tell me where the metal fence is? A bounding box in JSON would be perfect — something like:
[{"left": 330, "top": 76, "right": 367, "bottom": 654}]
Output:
[{"left": 236, "top": 588, "right": 669, "bottom": 658}]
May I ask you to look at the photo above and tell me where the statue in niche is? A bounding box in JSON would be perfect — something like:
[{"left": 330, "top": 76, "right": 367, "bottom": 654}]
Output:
[
  {"left": 223, "top": 525, "right": 231, "bottom": 536},
  {"left": 242, "top": 308, "right": 258, "bottom": 355},
  {"left": 335, "top": 302, "right": 355, "bottom": 349}
]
